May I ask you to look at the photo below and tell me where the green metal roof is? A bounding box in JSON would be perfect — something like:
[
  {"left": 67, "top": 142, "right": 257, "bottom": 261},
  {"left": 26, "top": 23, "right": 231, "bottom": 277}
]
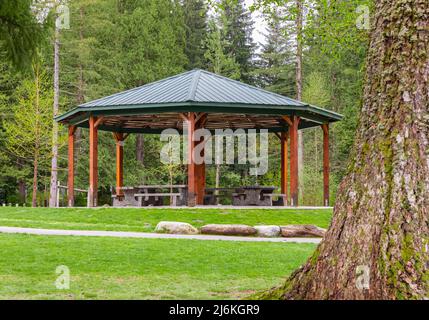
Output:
[{"left": 56, "top": 69, "right": 342, "bottom": 131}]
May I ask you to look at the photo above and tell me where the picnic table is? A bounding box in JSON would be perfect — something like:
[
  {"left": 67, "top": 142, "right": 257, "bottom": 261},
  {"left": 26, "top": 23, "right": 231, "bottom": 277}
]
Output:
[
  {"left": 205, "top": 186, "right": 287, "bottom": 206},
  {"left": 232, "top": 186, "right": 286, "bottom": 206},
  {"left": 112, "top": 185, "right": 187, "bottom": 207},
  {"left": 204, "top": 187, "right": 236, "bottom": 205}
]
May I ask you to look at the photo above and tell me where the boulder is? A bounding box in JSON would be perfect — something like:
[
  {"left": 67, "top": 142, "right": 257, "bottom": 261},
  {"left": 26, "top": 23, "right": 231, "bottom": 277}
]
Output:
[
  {"left": 254, "top": 225, "right": 281, "bottom": 237},
  {"left": 200, "top": 224, "right": 256, "bottom": 236},
  {"left": 280, "top": 225, "right": 326, "bottom": 238},
  {"left": 155, "top": 221, "right": 198, "bottom": 235}
]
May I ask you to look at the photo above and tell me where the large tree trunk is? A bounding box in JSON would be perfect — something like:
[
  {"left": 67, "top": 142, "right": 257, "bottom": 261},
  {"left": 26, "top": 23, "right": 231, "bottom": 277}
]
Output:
[
  {"left": 295, "top": 0, "right": 304, "bottom": 203},
  {"left": 48, "top": 26, "right": 60, "bottom": 207},
  {"left": 263, "top": 0, "right": 429, "bottom": 299}
]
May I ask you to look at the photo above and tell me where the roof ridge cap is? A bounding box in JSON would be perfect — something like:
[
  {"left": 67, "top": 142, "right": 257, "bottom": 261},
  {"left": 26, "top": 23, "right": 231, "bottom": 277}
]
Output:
[{"left": 187, "top": 69, "right": 201, "bottom": 101}]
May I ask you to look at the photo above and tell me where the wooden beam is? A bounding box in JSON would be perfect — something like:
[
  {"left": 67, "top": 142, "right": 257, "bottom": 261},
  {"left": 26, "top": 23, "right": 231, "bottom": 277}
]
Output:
[
  {"left": 322, "top": 123, "right": 329, "bottom": 206},
  {"left": 94, "top": 116, "right": 105, "bottom": 128},
  {"left": 282, "top": 115, "right": 293, "bottom": 126},
  {"left": 89, "top": 116, "right": 98, "bottom": 207},
  {"left": 179, "top": 113, "right": 188, "bottom": 122},
  {"left": 195, "top": 112, "right": 206, "bottom": 124},
  {"left": 67, "top": 126, "right": 76, "bottom": 207},
  {"left": 281, "top": 131, "right": 289, "bottom": 202},
  {"left": 115, "top": 132, "right": 124, "bottom": 196},
  {"left": 290, "top": 116, "right": 300, "bottom": 206}
]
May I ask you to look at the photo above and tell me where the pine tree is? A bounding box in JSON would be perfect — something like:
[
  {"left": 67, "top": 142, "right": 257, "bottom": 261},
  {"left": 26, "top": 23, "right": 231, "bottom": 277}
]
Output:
[
  {"left": 218, "top": 0, "right": 256, "bottom": 83},
  {"left": 0, "top": 0, "right": 44, "bottom": 69},
  {"left": 204, "top": 19, "right": 240, "bottom": 79},
  {"left": 182, "top": 0, "right": 208, "bottom": 69},
  {"left": 256, "top": 8, "right": 295, "bottom": 95},
  {"left": 3, "top": 63, "right": 54, "bottom": 207}
]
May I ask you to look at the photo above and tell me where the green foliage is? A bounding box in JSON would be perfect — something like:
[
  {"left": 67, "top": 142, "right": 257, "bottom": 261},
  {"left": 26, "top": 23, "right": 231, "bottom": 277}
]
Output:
[
  {"left": 204, "top": 19, "right": 241, "bottom": 79},
  {"left": 3, "top": 63, "right": 54, "bottom": 173},
  {"left": 0, "top": 0, "right": 367, "bottom": 207},
  {"left": 0, "top": 0, "right": 45, "bottom": 70},
  {"left": 183, "top": 0, "right": 208, "bottom": 69},
  {"left": 253, "top": 7, "right": 295, "bottom": 94},
  {"left": 217, "top": 0, "right": 256, "bottom": 83}
]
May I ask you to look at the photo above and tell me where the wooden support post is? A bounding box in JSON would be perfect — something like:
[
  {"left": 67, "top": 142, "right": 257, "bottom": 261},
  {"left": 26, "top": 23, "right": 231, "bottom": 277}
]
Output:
[
  {"left": 186, "top": 112, "right": 207, "bottom": 206},
  {"left": 187, "top": 112, "right": 197, "bottom": 206},
  {"left": 114, "top": 133, "right": 124, "bottom": 197},
  {"left": 289, "top": 116, "right": 300, "bottom": 206},
  {"left": 195, "top": 146, "right": 205, "bottom": 205},
  {"left": 322, "top": 123, "right": 330, "bottom": 206},
  {"left": 281, "top": 131, "right": 289, "bottom": 202},
  {"left": 89, "top": 116, "right": 98, "bottom": 207},
  {"left": 67, "top": 126, "right": 76, "bottom": 207}
]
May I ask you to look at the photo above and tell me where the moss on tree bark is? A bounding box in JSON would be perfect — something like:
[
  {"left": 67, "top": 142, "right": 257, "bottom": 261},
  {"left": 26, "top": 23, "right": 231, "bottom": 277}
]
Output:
[{"left": 259, "top": 0, "right": 429, "bottom": 300}]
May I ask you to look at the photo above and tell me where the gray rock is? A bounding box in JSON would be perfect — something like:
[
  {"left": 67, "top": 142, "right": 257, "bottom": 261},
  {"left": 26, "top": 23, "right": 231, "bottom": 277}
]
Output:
[
  {"left": 254, "top": 225, "right": 281, "bottom": 237},
  {"left": 280, "top": 225, "right": 326, "bottom": 238},
  {"left": 155, "top": 221, "right": 198, "bottom": 235},
  {"left": 200, "top": 224, "right": 256, "bottom": 236}
]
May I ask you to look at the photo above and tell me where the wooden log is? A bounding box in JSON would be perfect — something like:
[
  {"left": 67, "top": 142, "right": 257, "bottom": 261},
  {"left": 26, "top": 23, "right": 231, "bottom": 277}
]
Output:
[
  {"left": 200, "top": 224, "right": 257, "bottom": 236},
  {"left": 280, "top": 225, "right": 326, "bottom": 238},
  {"left": 67, "top": 126, "right": 76, "bottom": 207},
  {"left": 322, "top": 123, "right": 329, "bottom": 206},
  {"left": 89, "top": 116, "right": 98, "bottom": 207}
]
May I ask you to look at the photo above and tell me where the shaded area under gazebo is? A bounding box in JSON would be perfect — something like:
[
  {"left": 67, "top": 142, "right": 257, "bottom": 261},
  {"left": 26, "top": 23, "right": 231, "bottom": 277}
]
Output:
[{"left": 56, "top": 69, "right": 342, "bottom": 207}]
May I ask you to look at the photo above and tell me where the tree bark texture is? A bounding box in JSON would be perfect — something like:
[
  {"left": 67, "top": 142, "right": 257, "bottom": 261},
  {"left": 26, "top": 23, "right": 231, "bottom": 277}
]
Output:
[{"left": 263, "top": 0, "right": 429, "bottom": 300}]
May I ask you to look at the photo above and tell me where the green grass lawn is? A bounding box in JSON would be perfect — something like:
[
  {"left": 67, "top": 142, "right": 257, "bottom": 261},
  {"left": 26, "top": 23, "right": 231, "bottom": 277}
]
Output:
[
  {"left": 0, "top": 233, "right": 315, "bottom": 299},
  {"left": 0, "top": 207, "right": 332, "bottom": 232}
]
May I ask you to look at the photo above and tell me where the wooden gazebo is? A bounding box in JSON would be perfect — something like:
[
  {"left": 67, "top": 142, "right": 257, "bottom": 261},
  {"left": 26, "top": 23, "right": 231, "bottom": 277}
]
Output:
[{"left": 56, "top": 69, "right": 342, "bottom": 207}]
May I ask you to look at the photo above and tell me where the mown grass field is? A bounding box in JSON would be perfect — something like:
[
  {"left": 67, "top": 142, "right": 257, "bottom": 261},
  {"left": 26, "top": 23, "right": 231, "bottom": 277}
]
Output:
[
  {"left": 0, "top": 233, "right": 316, "bottom": 299},
  {"left": 0, "top": 207, "right": 332, "bottom": 232}
]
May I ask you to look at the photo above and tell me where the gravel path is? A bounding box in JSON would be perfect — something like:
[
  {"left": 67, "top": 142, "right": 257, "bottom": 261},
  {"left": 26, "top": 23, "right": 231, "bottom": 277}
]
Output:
[{"left": 0, "top": 226, "right": 322, "bottom": 244}]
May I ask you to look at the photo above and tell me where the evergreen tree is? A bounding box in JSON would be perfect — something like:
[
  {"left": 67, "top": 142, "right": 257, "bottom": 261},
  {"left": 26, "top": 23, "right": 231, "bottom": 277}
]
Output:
[
  {"left": 204, "top": 19, "right": 240, "bottom": 79},
  {"left": 3, "top": 62, "right": 54, "bottom": 207},
  {"left": 218, "top": 0, "right": 256, "bottom": 83},
  {"left": 0, "top": 0, "right": 44, "bottom": 69},
  {"left": 182, "top": 0, "right": 208, "bottom": 69},
  {"left": 255, "top": 8, "right": 295, "bottom": 95}
]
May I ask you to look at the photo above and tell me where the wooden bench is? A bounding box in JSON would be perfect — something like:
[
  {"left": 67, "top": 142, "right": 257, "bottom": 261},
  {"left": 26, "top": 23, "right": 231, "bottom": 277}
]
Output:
[
  {"left": 134, "top": 193, "right": 181, "bottom": 206},
  {"left": 204, "top": 188, "right": 236, "bottom": 205},
  {"left": 264, "top": 194, "right": 287, "bottom": 206}
]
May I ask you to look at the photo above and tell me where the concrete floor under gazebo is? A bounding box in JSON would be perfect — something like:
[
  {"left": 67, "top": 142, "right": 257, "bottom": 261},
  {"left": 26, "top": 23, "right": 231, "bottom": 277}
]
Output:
[{"left": 56, "top": 69, "right": 342, "bottom": 207}]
